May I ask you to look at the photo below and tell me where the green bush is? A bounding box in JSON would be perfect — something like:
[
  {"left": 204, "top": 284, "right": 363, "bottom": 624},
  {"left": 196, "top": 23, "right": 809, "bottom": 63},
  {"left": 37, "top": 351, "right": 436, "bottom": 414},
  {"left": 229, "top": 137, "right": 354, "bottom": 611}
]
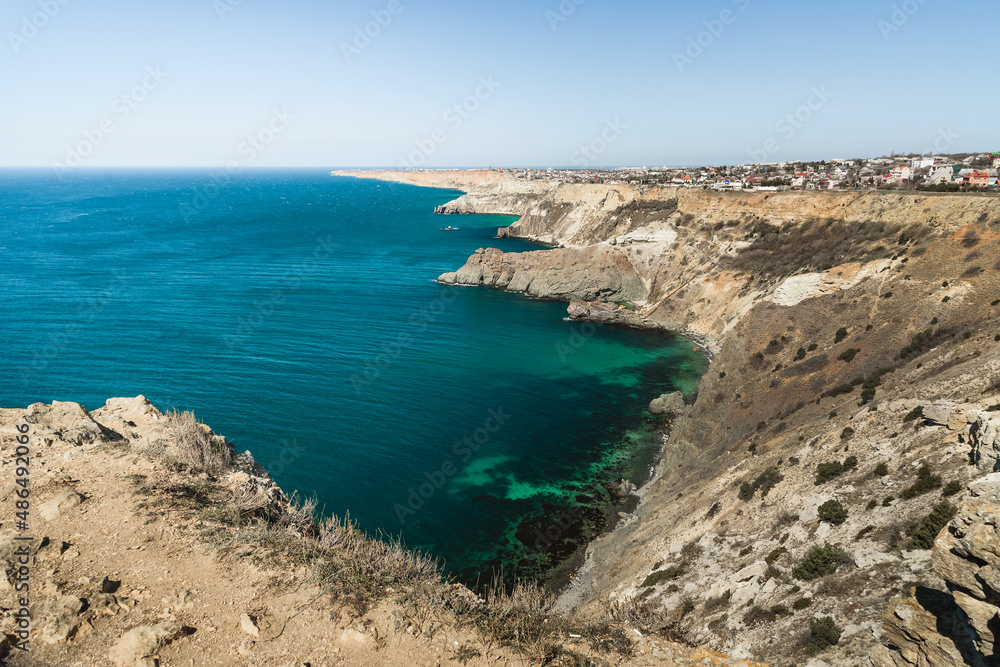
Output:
[
  {"left": 875, "top": 462, "right": 889, "bottom": 476},
  {"left": 641, "top": 565, "right": 685, "bottom": 587},
  {"left": 835, "top": 327, "right": 849, "bottom": 343},
  {"left": 866, "top": 499, "right": 877, "bottom": 511},
  {"left": 793, "top": 544, "right": 849, "bottom": 581},
  {"left": 765, "top": 547, "right": 786, "bottom": 565},
  {"left": 907, "top": 501, "right": 958, "bottom": 550},
  {"left": 815, "top": 457, "right": 856, "bottom": 485},
  {"left": 903, "top": 406, "right": 924, "bottom": 422},
  {"left": 942, "top": 480, "right": 962, "bottom": 496},
  {"left": 840, "top": 427, "right": 855, "bottom": 440},
  {"left": 818, "top": 500, "right": 848, "bottom": 525},
  {"left": 739, "top": 468, "right": 784, "bottom": 501},
  {"left": 855, "top": 525, "right": 875, "bottom": 541},
  {"left": 839, "top": 348, "right": 861, "bottom": 363},
  {"left": 808, "top": 343, "right": 819, "bottom": 352},
  {"left": 861, "top": 387, "right": 877, "bottom": 404},
  {"left": 796, "top": 347, "right": 807, "bottom": 360},
  {"left": 901, "top": 466, "right": 942, "bottom": 500},
  {"left": 792, "top": 597, "right": 812, "bottom": 610},
  {"left": 805, "top": 617, "right": 843, "bottom": 656}
]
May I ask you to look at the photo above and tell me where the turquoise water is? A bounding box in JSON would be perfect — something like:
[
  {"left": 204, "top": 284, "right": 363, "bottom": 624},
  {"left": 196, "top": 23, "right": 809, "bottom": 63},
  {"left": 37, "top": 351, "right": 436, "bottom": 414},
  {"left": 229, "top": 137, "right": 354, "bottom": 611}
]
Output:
[{"left": 0, "top": 169, "right": 706, "bottom": 584}]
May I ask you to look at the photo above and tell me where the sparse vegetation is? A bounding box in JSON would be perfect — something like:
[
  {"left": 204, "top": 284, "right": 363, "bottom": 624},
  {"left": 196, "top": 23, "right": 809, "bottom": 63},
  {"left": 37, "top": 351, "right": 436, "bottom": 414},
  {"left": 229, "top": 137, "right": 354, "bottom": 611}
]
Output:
[
  {"left": 166, "top": 409, "right": 235, "bottom": 475},
  {"left": 838, "top": 348, "right": 861, "bottom": 363},
  {"left": 901, "top": 465, "right": 943, "bottom": 500},
  {"left": 793, "top": 544, "right": 850, "bottom": 581},
  {"left": 817, "top": 500, "right": 848, "bottom": 525},
  {"left": 739, "top": 467, "right": 785, "bottom": 502},
  {"left": 815, "top": 456, "right": 858, "bottom": 485},
  {"left": 875, "top": 462, "right": 889, "bottom": 476},
  {"left": 907, "top": 501, "right": 959, "bottom": 550},
  {"left": 804, "top": 617, "right": 843, "bottom": 656},
  {"left": 835, "top": 327, "right": 849, "bottom": 344},
  {"left": 942, "top": 480, "right": 963, "bottom": 496}
]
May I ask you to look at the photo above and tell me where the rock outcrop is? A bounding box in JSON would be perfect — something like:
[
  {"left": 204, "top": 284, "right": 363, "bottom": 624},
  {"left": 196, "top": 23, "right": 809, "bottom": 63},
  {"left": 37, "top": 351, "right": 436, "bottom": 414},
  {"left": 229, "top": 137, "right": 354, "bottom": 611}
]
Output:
[
  {"left": 871, "top": 494, "right": 1000, "bottom": 666},
  {"left": 648, "top": 392, "right": 687, "bottom": 416},
  {"left": 438, "top": 246, "right": 649, "bottom": 302}
]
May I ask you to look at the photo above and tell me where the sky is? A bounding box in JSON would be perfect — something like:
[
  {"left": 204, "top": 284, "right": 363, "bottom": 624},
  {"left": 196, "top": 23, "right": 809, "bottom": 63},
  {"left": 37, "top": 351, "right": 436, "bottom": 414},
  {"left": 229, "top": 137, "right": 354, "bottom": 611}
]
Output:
[{"left": 1, "top": 0, "right": 995, "bottom": 168}]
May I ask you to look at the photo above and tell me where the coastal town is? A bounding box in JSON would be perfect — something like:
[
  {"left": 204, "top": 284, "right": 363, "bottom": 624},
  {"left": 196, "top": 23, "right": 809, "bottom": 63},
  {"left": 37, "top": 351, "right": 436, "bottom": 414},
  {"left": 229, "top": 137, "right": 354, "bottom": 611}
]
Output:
[{"left": 491, "top": 152, "right": 1000, "bottom": 192}]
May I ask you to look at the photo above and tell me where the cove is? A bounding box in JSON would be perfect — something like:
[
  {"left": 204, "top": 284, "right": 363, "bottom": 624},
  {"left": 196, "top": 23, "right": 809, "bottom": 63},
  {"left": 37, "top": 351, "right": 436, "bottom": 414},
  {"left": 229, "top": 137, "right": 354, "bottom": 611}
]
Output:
[{"left": 0, "top": 168, "right": 708, "bottom": 586}]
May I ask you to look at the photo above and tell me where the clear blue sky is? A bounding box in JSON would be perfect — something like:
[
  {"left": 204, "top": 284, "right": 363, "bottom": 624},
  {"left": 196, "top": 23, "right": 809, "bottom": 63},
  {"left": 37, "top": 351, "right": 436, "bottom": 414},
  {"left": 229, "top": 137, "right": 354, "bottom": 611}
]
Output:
[{"left": 1, "top": 0, "right": 995, "bottom": 168}]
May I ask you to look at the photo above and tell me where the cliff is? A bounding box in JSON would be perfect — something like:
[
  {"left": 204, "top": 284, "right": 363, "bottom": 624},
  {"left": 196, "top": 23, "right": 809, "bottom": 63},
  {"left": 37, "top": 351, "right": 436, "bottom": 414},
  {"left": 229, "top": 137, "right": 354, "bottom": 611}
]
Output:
[
  {"left": 0, "top": 397, "right": 764, "bottom": 666},
  {"left": 336, "top": 169, "right": 1000, "bottom": 665}
]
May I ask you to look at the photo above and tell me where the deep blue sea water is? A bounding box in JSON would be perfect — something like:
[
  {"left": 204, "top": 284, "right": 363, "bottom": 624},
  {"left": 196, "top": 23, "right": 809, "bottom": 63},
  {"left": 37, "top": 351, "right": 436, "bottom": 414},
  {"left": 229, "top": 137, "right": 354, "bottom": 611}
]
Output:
[{"left": 0, "top": 169, "right": 706, "bottom": 584}]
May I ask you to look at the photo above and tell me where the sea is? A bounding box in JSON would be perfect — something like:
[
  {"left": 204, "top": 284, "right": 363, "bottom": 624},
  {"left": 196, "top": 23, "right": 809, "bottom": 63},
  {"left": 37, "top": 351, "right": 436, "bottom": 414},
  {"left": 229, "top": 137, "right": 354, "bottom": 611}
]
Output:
[{"left": 0, "top": 168, "right": 706, "bottom": 586}]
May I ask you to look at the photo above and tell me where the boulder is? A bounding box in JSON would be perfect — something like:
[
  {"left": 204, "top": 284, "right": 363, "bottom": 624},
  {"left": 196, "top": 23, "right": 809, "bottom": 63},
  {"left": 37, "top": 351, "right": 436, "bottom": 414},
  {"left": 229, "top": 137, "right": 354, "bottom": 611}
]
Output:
[
  {"left": 922, "top": 403, "right": 954, "bottom": 426},
  {"left": 39, "top": 490, "right": 86, "bottom": 521},
  {"left": 648, "top": 392, "right": 687, "bottom": 416},
  {"left": 109, "top": 622, "right": 187, "bottom": 667},
  {"left": 967, "top": 413, "right": 1000, "bottom": 472},
  {"left": 34, "top": 595, "right": 86, "bottom": 644},
  {"left": 872, "top": 499, "right": 1000, "bottom": 665}
]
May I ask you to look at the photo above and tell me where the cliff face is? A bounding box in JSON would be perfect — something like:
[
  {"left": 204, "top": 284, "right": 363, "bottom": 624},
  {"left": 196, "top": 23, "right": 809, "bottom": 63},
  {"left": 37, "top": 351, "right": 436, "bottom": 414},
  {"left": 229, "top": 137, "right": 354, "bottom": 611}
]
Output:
[
  {"left": 338, "top": 169, "right": 1000, "bottom": 665},
  {"left": 0, "top": 397, "right": 766, "bottom": 667}
]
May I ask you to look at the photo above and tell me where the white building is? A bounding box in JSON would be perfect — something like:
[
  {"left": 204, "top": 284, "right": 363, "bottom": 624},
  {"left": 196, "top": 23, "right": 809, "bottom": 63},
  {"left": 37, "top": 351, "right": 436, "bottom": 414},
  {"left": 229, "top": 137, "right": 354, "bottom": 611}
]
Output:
[{"left": 926, "top": 166, "right": 953, "bottom": 185}]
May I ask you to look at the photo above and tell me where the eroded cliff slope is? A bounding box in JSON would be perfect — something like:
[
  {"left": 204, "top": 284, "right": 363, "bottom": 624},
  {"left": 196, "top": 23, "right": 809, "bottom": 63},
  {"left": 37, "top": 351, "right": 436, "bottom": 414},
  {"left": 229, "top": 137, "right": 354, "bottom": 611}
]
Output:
[{"left": 338, "top": 169, "right": 1000, "bottom": 666}]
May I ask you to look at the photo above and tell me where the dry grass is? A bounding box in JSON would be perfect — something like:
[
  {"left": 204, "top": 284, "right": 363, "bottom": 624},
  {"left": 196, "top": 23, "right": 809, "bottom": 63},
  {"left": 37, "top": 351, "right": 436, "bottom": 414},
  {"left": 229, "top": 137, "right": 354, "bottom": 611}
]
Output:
[{"left": 166, "top": 409, "right": 234, "bottom": 475}]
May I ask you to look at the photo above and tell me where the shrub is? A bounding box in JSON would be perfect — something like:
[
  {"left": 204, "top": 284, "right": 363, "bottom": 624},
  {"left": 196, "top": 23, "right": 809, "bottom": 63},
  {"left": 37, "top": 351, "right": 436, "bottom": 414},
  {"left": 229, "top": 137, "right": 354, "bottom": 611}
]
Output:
[
  {"left": 817, "top": 500, "right": 848, "bottom": 525},
  {"left": 835, "top": 327, "right": 849, "bottom": 343},
  {"left": 861, "top": 387, "right": 877, "bottom": 404},
  {"left": 792, "top": 597, "right": 813, "bottom": 610},
  {"left": 808, "top": 343, "right": 819, "bottom": 352},
  {"left": 796, "top": 348, "right": 807, "bottom": 360},
  {"left": 840, "top": 427, "right": 855, "bottom": 440},
  {"left": 866, "top": 499, "right": 877, "bottom": 511},
  {"left": 166, "top": 409, "right": 235, "bottom": 475},
  {"left": 875, "top": 462, "right": 889, "bottom": 476},
  {"left": 942, "top": 480, "right": 962, "bottom": 496},
  {"left": 839, "top": 348, "right": 861, "bottom": 363},
  {"left": 739, "top": 468, "right": 785, "bottom": 501},
  {"left": 903, "top": 406, "right": 925, "bottom": 422},
  {"left": 883, "top": 496, "right": 894, "bottom": 507},
  {"left": 992, "top": 299, "right": 1000, "bottom": 307},
  {"left": 815, "top": 457, "right": 856, "bottom": 485},
  {"left": 765, "top": 547, "right": 786, "bottom": 565},
  {"left": 793, "top": 544, "right": 849, "bottom": 581},
  {"left": 907, "top": 501, "right": 959, "bottom": 550},
  {"left": 901, "top": 465, "right": 942, "bottom": 500},
  {"left": 805, "top": 617, "right": 843, "bottom": 656},
  {"left": 641, "top": 565, "right": 685, "bottom": 587},
  {"left": 856, "top": 525, "right": 875, "bottom": 541}
]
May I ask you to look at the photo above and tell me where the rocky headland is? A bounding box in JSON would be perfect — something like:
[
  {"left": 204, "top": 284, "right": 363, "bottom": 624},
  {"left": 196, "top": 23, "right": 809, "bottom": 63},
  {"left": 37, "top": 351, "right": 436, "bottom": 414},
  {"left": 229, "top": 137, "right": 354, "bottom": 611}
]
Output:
[{"left": 336, "top": 169, "right": 1000, "bottom": 666}]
